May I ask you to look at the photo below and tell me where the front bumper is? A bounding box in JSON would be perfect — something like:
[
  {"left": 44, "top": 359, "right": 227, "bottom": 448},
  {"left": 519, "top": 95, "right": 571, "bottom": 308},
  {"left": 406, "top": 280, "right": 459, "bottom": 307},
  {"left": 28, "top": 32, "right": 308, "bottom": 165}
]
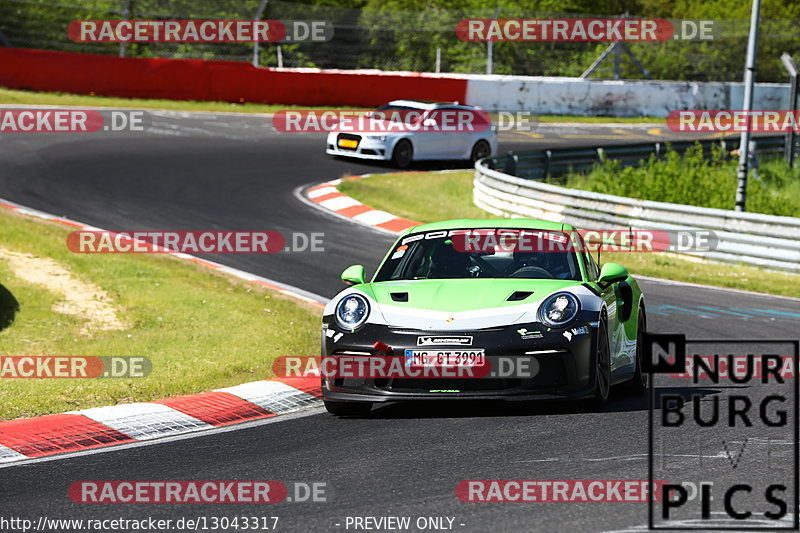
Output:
[
  {"left": 321, "top": 320, "right": 599, "bottom": 402},
  {"left": 326, "top": 134, "right": 391, "bottom": 161}
]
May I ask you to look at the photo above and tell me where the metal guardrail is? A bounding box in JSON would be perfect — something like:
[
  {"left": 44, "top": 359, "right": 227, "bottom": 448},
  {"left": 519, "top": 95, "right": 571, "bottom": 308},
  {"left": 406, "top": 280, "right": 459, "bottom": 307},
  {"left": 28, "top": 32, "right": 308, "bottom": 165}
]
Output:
[
  {"left": 473, "top": 139, "right": 800, "bottom": 272},
  {"left": 484, "top": 135, "right": 786, "bottom": 181}
]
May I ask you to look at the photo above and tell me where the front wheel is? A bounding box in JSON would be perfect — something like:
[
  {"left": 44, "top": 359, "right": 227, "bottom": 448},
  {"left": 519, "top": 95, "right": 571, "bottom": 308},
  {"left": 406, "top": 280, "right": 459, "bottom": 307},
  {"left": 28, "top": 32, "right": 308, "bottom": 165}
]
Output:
[
  {"left": 324, "top": 400, "right": 372, "bottom": 417},
  {"left": 585, "top": 319, "right": 611, "bottom": 410},
  {"left": 620, "top": 310, "right": 647, "bottom": 395},
  {"left": 391, "top": 139, "right": 413, "bottom": 169}
]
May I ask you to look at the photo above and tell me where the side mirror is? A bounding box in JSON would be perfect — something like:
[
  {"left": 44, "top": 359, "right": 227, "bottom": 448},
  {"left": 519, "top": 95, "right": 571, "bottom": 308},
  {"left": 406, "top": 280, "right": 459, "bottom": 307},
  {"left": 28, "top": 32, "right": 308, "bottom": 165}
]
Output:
[
  {"left": 341, "top": 265, "right": 366, "bottom": 286},
  {"left": 598, "top": 262, "right": 628, "bottom": 286}
]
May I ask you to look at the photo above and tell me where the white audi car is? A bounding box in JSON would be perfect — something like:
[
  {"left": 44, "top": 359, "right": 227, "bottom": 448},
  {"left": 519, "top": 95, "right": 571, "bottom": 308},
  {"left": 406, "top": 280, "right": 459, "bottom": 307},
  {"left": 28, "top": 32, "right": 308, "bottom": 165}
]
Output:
[{"left": 326, "top": 100, "right": 497, "bottom": 168}]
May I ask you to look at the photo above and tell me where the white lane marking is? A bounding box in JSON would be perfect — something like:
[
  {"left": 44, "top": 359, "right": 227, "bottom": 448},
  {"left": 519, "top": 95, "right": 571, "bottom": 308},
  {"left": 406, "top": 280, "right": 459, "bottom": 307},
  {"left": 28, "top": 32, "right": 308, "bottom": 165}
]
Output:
[
  {"left": 307, "top": 186, "right": 338, "bottom": 198},
  {"left": 0, "top": 407, "right": 326, "bottom": 469},
  {"left": 216, "top": 381, "right": 320, "bottom": 414},
  {"left": 0, "top": 444, "right": 27, "bottom": 464},
  {"left": 518, "top": 443, "right": 793, "bottom": 464},
  {"left": 603, "top": 512, "right": 797, "bottom": 532},
  {"left": 512, "top": 452, "right": 743, "bottom": 463},
  {"left": 70, "top": 403, "right": 212, "bottom": 440},
  {"left": 353, "top": 210, "right": 396, "bottom": 225},
  {"left": 319, "top": 196, "right": 361, "bottom": 211}
]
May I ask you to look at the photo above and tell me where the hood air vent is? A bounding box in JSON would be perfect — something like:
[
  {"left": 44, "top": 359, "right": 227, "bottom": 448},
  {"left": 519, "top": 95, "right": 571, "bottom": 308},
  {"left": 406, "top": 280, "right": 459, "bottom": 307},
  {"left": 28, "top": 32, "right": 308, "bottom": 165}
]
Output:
[{"left": 507, "top": 291, "right": 533, "bottom": 301}]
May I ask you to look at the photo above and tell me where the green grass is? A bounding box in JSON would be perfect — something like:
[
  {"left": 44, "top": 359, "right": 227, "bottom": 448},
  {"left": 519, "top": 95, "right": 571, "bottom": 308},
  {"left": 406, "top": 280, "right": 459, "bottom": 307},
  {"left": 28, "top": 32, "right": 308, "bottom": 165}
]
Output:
[
  {"left": 0, "top": 87, "right": 662, "bottom": 123},
  {"left": 0, "top": 87, "right": 363, "bottom": 114},
  {"left": 339, "top": 170, "right": 800, "bottom": 298},
  {"left": 340, "top": 171, "right": 493, "bottom": 223},
  {"left": 0, "top": 209, "right": 320, "bottom": 420},
  {"left": 556, "top": 145, "right": 800, "bottom": 218}
]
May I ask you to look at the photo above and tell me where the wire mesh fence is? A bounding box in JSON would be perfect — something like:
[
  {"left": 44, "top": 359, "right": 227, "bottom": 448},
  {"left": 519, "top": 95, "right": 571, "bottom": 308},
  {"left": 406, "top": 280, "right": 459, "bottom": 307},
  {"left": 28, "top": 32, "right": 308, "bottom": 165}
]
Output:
[{"left": 1, "top": 0, "right": 798, "bottom": 82}]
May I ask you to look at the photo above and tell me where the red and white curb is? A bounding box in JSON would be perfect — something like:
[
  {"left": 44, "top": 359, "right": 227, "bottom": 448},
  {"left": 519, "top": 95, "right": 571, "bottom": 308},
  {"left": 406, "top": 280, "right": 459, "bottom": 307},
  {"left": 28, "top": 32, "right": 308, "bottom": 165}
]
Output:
[
  {"left": 305, "top": 173, "right": 420, "bottom": 235},
  {"left": 0, "top": 377, "right": 322, "bottom": 464},
  {"left": 0, "top": 196, "right": 330, "bottom": 464}
]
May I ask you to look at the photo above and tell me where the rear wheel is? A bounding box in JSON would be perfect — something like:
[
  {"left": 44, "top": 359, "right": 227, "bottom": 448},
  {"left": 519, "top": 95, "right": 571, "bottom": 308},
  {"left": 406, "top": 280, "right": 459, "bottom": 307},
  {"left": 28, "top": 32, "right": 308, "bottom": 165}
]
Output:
[
  {"left": 470, "top": 140, "right": 491, "bottom": 164},
  {"left": 620, "top": 310, "right": 647, "bottom": 395},
  {"left": 324, "top": 400, "right": 372, "bottom": 417},
  {"left": 391, "top": 139, "right": 413, "bottom": 169}
]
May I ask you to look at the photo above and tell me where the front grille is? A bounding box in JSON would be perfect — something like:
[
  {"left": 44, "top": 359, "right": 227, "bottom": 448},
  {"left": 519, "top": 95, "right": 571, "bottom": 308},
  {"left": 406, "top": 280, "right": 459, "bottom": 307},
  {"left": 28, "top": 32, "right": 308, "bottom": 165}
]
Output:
[{"left": 384, "top": 378, "right": 523, "bottom": 392}]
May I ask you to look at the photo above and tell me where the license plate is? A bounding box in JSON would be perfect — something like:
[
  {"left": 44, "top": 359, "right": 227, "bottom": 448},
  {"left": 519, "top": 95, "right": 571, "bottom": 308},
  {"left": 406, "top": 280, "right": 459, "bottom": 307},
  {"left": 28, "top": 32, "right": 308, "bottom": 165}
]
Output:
[
  {"left": 404, "top": 350, "right": 485, "bottom": 368},
  {"left": 338, "top": 139, "right": 358, "bottom": 149}
]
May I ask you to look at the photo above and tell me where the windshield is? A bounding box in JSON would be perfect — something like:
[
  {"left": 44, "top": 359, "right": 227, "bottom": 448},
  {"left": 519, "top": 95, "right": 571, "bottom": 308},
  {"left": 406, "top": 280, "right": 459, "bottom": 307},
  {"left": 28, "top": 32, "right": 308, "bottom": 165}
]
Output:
[{"left": 374, "top": 229, "right": 583, "bottom": 282}]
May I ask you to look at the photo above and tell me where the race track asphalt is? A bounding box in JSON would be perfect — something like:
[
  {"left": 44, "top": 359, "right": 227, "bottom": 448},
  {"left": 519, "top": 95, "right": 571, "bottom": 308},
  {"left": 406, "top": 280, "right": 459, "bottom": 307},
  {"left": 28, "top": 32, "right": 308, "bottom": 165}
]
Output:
[{"left": 0, "top": 112, "right": 797, "bottom": 532}]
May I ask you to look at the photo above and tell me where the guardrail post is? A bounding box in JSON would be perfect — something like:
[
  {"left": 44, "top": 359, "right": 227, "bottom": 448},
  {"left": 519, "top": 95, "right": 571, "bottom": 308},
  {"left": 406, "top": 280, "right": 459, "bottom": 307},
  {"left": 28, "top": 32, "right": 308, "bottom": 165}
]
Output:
[
  {"left": 543, "top": 150, "right": 551, "bottom": 180},
  {"left": 486, "top": 7, "right": 500, "bottom": 74},
  {"left": 734, "top": 0, "right": 762, "bottom": 212},
  {"left": 119, "top": 0, "right": 131, "bottom": 58},
  {"left": 253, "top": 0, "right": 269, "bottom": 67},
  {"left": 504, "top": 151, "right": 518, "bottom": 176},
  {"left": 781, "top": 53, "right": 798, "bottom": 167}
]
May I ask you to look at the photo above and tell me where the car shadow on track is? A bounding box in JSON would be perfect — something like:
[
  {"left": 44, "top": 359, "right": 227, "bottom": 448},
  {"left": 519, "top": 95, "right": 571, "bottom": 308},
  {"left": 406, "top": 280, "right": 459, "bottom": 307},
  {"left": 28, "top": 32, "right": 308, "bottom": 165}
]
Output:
[
  {"left": 360, "top": 386, "right": 726, "bottom": 420},
  {"left": 0, "top": 282, "right": 19, "bottom": 332},
  {"left": 329, "top": 156, "right": 474, "bottom": 172},
  {"left": 366, "top": 396, "right": 646, "bottom": 419}
]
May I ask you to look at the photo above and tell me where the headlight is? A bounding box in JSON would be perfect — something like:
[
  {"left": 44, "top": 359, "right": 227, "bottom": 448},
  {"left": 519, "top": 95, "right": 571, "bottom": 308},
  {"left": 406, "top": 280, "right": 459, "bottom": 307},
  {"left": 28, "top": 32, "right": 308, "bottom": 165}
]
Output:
[
  {"left": 335, "top": 293, "right": 370, "bottom": 331},
  {"left": 538, "top": 292, "right": 580, "bottom": 328},
  {"left": 366, "top": 135, "right": 386, "bottom": 141}
]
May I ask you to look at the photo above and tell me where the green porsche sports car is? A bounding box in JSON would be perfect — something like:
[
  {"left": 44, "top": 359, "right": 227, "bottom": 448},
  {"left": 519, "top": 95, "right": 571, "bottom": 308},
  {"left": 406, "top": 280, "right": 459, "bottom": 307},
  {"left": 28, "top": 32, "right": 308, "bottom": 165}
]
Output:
[{"left": 321, "top": 219, "right": 647, "bottom": 416}]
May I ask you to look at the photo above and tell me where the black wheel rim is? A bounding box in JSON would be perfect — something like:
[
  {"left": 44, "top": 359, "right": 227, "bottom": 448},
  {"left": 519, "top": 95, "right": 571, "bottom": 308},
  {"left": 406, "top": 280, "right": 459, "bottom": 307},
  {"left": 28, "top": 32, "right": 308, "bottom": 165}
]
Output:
[{"left": 597, "top": 327, "right": 610, "bottom": 399}]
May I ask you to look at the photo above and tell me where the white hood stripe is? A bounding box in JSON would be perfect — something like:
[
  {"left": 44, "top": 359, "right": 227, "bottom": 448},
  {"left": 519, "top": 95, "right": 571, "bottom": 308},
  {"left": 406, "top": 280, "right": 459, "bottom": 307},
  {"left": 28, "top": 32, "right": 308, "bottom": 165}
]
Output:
[{"left": 326, "top": 285, "right": 602, "bottom": 330}]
